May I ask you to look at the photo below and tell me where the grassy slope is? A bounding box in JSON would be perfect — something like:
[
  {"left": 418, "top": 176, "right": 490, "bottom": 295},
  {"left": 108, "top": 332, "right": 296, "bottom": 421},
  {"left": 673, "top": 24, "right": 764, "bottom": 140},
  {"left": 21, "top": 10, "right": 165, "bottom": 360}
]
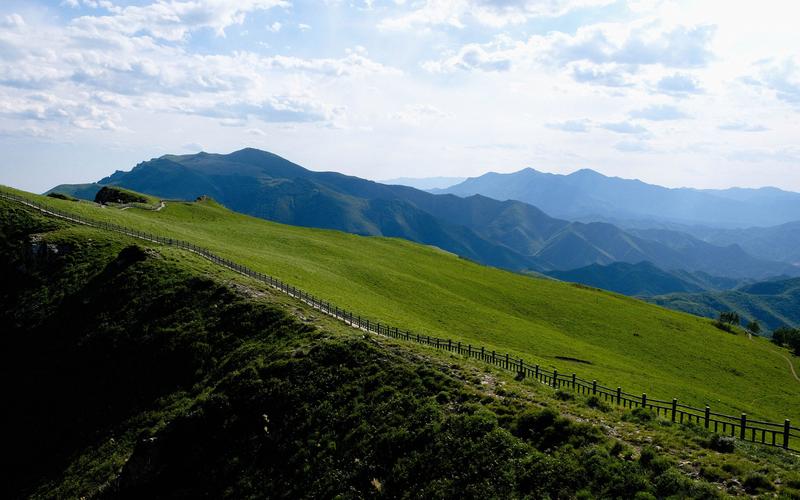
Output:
[
  {"left": 2, "top": 198, "right": 799, "bottom": 498},
  {"left": 3, "top": 186, "right": 799, "bottom": 423}
]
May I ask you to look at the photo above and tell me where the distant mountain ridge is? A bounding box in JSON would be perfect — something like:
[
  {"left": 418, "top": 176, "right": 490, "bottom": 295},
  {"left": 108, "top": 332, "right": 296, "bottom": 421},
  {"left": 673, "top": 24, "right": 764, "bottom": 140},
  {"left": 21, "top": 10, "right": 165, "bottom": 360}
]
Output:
[
  {"left": 47, "top": 148, "right": 799, "bottom": 279},
  {"left": 650, "top": 277, "right": 800, "bottom": 331},
  {"left": 381, "top": 176, "right": 466, "bottom": 190},
  {"left": 545, "top": 261, "right": 745, "bottom": 297},
  {"left": 436, "top": 168, "right": 800, "bottom": 228}
]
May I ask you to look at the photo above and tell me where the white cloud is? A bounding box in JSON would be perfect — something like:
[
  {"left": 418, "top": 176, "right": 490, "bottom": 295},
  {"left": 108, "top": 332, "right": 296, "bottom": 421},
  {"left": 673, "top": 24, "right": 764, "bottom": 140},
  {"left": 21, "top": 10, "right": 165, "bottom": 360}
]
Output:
[
  {"left": 629, "top": 104, "right": 689, "bottom": 121},
  {"left": 379, "top": 0, "right": 615, "bottom": 30},
  {"left": 390, "top": 104, "right": 450, "bottom": 125},
  {"left": 267, "top": 21, "right": 282, "bottom": 32},
  {"left": 423, "top": 22, "right": 716, "bottom": 78},
  {"left": 2, "top": 13, "right": 25, "bottom": 28},
  {"left": 654, "top": 72, "right": 703, "bottom": 97},
  {"left": 744, "top": 58, "right": 800, "bottom": 107},
  {"left": 546, "top": 119, "right": 591, "bottom": 132},
  {"left": 718, "top": 122, "right": 768, "bottom": 132},
  {"left": 600, "top": 121, "right": 648, "bottom": 134},
  {"left": 71, "top": 0, "right": 289, "bottom": 42}
]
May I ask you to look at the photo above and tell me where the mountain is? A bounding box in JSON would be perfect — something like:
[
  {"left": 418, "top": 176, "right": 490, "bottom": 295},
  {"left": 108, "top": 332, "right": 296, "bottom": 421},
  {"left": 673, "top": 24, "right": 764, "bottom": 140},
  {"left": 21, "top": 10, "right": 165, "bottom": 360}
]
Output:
[
  {"left": 650, "top": 277, "right": 800, "bottom": 332},
  {"left": 7, "top": 184, "right": 800, "bottom": 426},
  {"left": 545, "top": 261, "right": 744, "bottom": 297},
  {"left": 380, "top": 176, "right": 466, "bottom": 190},
  {"left": 47, "top": 182, "right": 104, "bottom": 200},
  {"left": 6, "top": 190, "right": 795, "bottom": 498},
  {"left": 47, "top": 148, "right": 799, "bottom": 279},
  {"left": 667, "top": 222, "right": 800, "bottom": 265},
  {"left": 437, "top": 168, "right": 800, "bottom": 229}
]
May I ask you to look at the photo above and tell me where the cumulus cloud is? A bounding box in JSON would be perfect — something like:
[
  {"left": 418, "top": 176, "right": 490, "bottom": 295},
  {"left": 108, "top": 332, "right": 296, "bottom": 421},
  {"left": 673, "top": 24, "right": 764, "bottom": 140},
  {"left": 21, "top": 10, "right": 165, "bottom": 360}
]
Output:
[
  {"left": 379, "top": 0, "right": 615, "bottom": 30},
  {"left": 545, "top": 24, "right": 716, "bottom": 68},
  {"left": 70, "top": 0, "right": 289, "bottom": 42},
  {"left": 390, "top": 104, "right": 450, "bottom": 125},
  {"left": 744, "top": 58, "right": 800, "bottom": 107},
  {"left": 423, "top": 22, "right": 716, "bottom": 78},
  {"left": 2, "top": 13, "right": 25, "bottom": 28},
  {"left": 615, "top": 140, "right": 651, "bottom": 152},
  {"left": 600, "top": 121, "right": 648, "bottom": 134},
  {"left": 728, "top": 147, "right": 800, "bottom": 163},
  {"left": 629, "top": 104, "right": 689, "bottom": 121},
  {"left": 0, "top": 6, "right": 399, "bottom": 132},
  {"left": 422, "top": 40, "right": 514, "bottom": 72},
  {"left": 546, "top": 119, "right": 591, "bottom": 132},
  {"left": 655, "top": 72, "right": 703, "bottom": 97},
  {"left": 718, "top": 122, "right": 768, "bottom": 132},
  {"left": 570, "top": 63, "right": 633, "bottom": 87}
]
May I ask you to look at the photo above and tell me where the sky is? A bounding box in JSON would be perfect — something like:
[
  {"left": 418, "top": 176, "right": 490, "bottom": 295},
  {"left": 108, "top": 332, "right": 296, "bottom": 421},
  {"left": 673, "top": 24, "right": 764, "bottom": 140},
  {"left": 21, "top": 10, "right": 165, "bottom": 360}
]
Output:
[{"left": 0, "top": 0, "right": 798, "bottom": 194}]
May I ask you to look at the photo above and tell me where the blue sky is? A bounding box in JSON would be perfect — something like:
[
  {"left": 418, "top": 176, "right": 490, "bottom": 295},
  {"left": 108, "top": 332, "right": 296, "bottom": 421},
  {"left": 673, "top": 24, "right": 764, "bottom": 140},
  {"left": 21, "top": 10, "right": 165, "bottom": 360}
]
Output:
[{"left": 0, "top": 0, "right": 798, "bottom": 193}]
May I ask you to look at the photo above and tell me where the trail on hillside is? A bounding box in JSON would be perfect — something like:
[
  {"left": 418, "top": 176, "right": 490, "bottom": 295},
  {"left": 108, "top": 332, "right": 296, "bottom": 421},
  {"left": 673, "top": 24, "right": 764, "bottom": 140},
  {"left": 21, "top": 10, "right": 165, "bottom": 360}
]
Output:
[
  {"left": 748, "top": 333, "right": 800, "bottom": 384},
  {"left": 783, "top": 354, "right": 800, "bottom": 383}
]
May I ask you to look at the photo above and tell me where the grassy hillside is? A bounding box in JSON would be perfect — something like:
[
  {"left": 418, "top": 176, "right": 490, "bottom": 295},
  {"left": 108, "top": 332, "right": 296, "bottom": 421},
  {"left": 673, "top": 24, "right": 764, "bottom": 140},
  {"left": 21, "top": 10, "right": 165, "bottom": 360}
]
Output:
[
  {"left": 3, "top": 196, "right": 799, "bottom": 498},
  {"left": 2, "top": 186, "right": 799, "bottom": 425}
]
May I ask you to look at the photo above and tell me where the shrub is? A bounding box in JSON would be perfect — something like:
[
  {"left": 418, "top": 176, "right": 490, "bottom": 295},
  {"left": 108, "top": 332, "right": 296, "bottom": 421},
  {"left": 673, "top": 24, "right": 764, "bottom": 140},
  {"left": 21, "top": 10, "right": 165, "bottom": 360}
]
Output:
[
  {"left": 47, "top": 192, "right": 77, "bottom": 201},
  {"left": 743, "top": 473, "right": 775, "bottom": 494},
  {"left": 586, "top": 395, "right": 611, "bottom": 412},
  {"left": 555, "top": 389, "right": 575, "bottom": 401},
  {"left": 623, "top": 407, "right": 655, "bottom": 424},
  {"left": 699, "top": 465, "right": 728, "bottom": 482},
  {"left": 705, "top": 434, "right": 735, "bottom": 453}
]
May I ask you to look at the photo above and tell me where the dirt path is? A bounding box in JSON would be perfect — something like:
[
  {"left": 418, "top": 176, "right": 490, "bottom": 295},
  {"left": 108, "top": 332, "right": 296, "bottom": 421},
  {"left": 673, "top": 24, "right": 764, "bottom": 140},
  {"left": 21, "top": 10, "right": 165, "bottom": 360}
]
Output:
[
  {"left": 783, "top": 353, "right": 800, "bottom": 383},
  {"left": 748, "top": 333, "right": 800, "bottom": 383}
]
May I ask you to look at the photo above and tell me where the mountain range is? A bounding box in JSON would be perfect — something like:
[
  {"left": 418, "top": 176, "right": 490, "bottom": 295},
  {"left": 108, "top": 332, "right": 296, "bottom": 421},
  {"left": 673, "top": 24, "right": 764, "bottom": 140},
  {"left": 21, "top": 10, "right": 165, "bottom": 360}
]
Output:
[
  {"left": 48, "top": 148, "right": 799, "bottom": 281},
  {"left": 545, "top": 261, "right": 744, "bottom": 297},
  {"left": 650, "top": 277, "right": 800, "bottom": 331},
  {"left": 544, "top": 261, "right": 800, "bottom": 330},
  {"left": 435, "top": 168, "right": 800, "bottom": 229}
]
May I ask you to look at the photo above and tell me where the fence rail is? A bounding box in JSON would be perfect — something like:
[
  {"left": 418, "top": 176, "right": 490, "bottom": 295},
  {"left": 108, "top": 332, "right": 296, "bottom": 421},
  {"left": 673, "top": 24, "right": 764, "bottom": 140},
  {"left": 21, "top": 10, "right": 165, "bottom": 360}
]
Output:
[{"left": 2, "top": 189, "right": 798, "bottom": 453}]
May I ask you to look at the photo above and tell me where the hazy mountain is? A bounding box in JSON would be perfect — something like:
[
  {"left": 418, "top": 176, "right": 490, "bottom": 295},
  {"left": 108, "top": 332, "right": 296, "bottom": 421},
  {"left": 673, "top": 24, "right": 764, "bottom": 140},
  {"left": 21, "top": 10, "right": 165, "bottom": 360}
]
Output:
[
  {"left": 47, "top": 148, "right": 799, "bottom": 279},
  {"left": 46, "top": 182, "right": 104, "bottom": 200},
  {"left": 650, "top": 278, "right": 800, "bottom": 331},
  {"left": 437, "top": 168, "right": 800, "bottom": 228},
  {"left": 381, "top": 176, "right": 466, "bottom": 190},
  {"left": 661, "top": 222, "right": 800, "bottom": 265},
  {"left": 545, "top": 261, "right": 743, "bottom": 297}
]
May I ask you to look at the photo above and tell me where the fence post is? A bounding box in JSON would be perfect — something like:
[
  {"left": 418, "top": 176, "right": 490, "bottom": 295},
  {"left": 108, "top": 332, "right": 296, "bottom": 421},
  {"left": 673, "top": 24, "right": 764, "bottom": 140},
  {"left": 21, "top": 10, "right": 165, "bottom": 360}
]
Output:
[
  {"left": 616, "top": 387, "right": 621, "bottom": 405},
  {"left": 448, "top": 339, "right": 452, "bottom": 351},
  {"left": 457, "top": 341, "right": 461, "bottom": 354},
  {"left": 671, "top": 398, "right": 677, "bottom": 422},
  {"left": 704, "top": 406, "right": 710, "bottom": 429},
  {"left": 592, "top": 380, "right": 597, "bottom": 395},
  {"left": 481, "top": 346, "right": 484, "bottom": 359},
  {"left": 535, "top": 364, "right": 539, "bottom": 379},
  {"left": 553, "top": 369, "right": 558, "bottom": 388},
  {"left": 505, "top": 353, "right": 509, "bottom": 369},
  {"left": 641, "top": 393, "right": 647, "bottom": 408},
  {"left": 740, "top": 414, "right": 747, "bottom": 440},
  {"left": 784, "top": 420, "right": 791, "bottom": 449},
  {"left": 468, "top": 344, "right": 472, "bottom": 357},
  {"left": 572, "top": 373, "right": 576, "bottom": 389},
  {"left": 492, "top": 351, "right": 496, "bottom": 364}
]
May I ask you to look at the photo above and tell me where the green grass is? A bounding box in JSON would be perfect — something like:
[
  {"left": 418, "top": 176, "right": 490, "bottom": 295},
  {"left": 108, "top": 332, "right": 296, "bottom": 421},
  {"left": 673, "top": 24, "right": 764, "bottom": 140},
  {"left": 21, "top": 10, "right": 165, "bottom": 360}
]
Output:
[{"left": 3, "top": 186, "right": 799, "bottom": 424}]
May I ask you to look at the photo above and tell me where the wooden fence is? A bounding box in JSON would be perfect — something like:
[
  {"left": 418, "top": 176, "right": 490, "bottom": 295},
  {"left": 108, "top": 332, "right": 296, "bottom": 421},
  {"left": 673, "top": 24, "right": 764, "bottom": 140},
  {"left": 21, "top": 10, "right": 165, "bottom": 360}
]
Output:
[{"left": 2, "top": 190, "right": 798, "bottom": 453}]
